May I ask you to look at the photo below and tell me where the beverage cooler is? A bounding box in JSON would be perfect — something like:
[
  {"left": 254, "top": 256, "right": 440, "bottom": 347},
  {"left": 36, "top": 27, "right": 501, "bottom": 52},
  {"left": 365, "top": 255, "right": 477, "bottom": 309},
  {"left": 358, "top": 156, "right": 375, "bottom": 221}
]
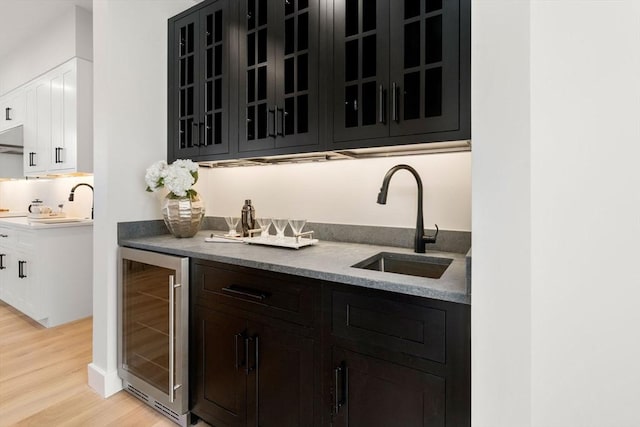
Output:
[{"left": 117, "top": 247, "right": 189, "bottom": 426}]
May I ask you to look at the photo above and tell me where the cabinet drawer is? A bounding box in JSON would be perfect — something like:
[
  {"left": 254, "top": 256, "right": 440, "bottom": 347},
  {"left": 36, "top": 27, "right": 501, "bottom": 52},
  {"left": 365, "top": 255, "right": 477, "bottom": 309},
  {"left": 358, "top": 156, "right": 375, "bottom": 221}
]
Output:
[
  {"left": 193, "top": 260, "right": 317, "bottom": 326},
  {"left": 331, "top": 289, "right": 446, "bottom": 364}
]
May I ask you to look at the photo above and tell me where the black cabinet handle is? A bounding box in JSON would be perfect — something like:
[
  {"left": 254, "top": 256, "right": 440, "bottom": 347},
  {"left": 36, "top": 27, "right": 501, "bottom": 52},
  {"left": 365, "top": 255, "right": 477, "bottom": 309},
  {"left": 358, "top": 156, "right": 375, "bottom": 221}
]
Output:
[
  {"left": 222, "top": 285, "right": 268, "bottom": 301},
  {"left": 200, "top": 120, "right": 206, "bottom": 146},
  {"left": 18, "top": 260, "right": 27, "bottom": 278},
  {"left": 0, "top": 254, "right": 5, "bottom": 270},
  {"left": 379, "top": 84, "right": 386, "bottom": 124},
  {"left": 234, "top": 332, "right": 245, "bottom": 370},
  {"left": 244, "top": 336, "right": 256, "bottom": 375},
  {"left": 55, "top": 147, "right": 64, "bottom": 164},
  {"left": 29, "top": 152, "right": 36, "bottom": 167},
  {"left": 5, "top": 107, "right": 11, "bottom": 121},
  {"left": 334, "top": 363, "right": 347, "bottom": 414},
  {"left": 193, "top": 122, "right": 201, "bottom": 146},
  {"left": 268, "top": 107, "right": 277, "bottom": 138},
  {"left": 392, "top": 82, "right": 399, "bottom": 122},
  {"left": 277, "top": 107, "right": 286, "bottom": 137}
]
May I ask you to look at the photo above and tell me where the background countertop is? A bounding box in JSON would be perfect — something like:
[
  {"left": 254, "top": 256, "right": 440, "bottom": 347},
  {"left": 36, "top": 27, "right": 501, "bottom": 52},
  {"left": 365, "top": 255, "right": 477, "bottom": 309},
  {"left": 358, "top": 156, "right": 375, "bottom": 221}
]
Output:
[{"left": 0, "top": 216, "right": 93, "bottom": 229}]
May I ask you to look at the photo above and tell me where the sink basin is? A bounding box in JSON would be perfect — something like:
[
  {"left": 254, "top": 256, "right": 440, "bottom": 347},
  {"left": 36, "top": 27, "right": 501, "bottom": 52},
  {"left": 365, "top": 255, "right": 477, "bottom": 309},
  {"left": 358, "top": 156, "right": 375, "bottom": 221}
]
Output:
[{"left": 352, "top": 252, "right": 453, "bottom": 279}]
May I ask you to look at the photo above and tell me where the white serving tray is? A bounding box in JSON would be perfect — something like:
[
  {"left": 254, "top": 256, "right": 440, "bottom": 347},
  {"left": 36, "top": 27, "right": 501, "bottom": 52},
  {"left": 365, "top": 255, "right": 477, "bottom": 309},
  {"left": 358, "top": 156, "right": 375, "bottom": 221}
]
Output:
[{"left": 242, "top": 235, "right": 318, "bottom": 249}]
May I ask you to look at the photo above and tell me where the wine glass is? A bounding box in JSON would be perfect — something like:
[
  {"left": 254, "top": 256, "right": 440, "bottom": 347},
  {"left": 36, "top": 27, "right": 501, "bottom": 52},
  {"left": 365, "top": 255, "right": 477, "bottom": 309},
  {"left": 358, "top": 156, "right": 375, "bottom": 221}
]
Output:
[
  {"left": 224, "top": 216, "right": 240, "bottom": 236},
  {"left": 255, "top": 218, "right": 272, "bottom": 238},
  {"left": 272, "top": 218, "right": 289, "bottom": 240},
  {"left": 288, "top": 219, "right": 307, "bottom": 237}
]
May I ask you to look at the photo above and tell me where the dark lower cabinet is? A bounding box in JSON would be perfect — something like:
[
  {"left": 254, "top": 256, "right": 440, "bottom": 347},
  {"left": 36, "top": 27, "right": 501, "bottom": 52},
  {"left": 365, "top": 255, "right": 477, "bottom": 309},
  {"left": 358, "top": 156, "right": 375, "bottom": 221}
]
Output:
[
  {"left": 331, "top": 347, "right": 445, "bottom": 427},
  {"left": 190, "top": 259, "right": 470, "bottom": 426},
  {"left": 192, "top": 307, "right": 247, "bottom": 426},
  {"left": 192, "top": 305, "right": 316, "bottom": 427}
]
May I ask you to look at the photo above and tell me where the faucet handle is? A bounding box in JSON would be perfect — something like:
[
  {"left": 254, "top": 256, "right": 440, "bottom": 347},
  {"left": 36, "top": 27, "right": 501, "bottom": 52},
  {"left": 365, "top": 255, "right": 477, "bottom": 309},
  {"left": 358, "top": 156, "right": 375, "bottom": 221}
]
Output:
[{"left": 424, "top": 224, "right": 439, "bottom": 244}]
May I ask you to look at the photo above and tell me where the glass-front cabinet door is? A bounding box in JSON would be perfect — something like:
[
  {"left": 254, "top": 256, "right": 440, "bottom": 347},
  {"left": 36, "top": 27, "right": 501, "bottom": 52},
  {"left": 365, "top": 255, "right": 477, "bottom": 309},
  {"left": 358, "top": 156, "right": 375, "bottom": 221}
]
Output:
[
  {"left": 333, "top": 0, "right": 389, "bottom": 142},
  {"left": 169, "top": 0, "right": 230, "bottom": 161},
  {"left": 389, "top": 0, "right": 459, "bottom": 136},
  {"left": 239, "top": 0, "right": 319, "bottom": 153},
  {"left": 333, "top": 0, "right": 463, "bottom": 145}
]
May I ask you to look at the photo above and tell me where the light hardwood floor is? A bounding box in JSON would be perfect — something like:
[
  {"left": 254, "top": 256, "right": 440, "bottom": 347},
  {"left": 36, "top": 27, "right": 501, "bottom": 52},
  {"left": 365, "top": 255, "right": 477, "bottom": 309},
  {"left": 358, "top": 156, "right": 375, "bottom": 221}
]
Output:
[{"left": 0, "top": 301, "right": 200, "bottom": 426}]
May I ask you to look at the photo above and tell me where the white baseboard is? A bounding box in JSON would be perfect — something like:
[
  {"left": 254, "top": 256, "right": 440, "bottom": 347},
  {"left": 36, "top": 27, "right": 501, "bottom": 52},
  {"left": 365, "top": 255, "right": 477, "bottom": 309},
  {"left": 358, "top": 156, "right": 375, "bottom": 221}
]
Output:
[{"left": 87, "top": 362, "right": 123, "bottom": 398}]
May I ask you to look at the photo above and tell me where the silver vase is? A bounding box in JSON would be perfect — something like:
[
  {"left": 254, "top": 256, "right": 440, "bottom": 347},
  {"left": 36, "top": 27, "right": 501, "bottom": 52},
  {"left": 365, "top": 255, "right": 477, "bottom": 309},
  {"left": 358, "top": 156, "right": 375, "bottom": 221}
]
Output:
[{"left": 162, "top": 194, "right": 205, "bottom": 238}]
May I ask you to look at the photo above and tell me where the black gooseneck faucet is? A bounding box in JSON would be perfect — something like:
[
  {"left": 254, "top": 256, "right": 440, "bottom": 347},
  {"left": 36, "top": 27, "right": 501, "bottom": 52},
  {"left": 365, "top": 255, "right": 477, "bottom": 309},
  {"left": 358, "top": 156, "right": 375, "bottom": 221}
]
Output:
[
  {"left": 377, "top": 164, "right": 438, "bottom": 253},
  {"left": 68, "top": 183, "right": 94, "bottom": 219}
]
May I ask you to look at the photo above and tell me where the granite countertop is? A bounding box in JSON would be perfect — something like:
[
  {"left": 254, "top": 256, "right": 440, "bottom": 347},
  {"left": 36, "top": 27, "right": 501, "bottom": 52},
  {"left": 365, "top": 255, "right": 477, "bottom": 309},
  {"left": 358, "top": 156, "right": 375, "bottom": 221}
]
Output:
[
  {"left": 0, "top": 217, "right": 94, "bottom": 229},
  {"left": 120, "top": 229, "right": 471, "bottom": 305}
]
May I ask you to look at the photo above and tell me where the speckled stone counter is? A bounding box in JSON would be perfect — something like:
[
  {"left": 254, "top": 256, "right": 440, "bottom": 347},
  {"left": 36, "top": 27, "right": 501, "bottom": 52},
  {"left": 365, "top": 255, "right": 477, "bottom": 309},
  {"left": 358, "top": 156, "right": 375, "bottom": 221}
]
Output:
[{"left": 120, "top": 229, "right": 471, "bottom": 305}]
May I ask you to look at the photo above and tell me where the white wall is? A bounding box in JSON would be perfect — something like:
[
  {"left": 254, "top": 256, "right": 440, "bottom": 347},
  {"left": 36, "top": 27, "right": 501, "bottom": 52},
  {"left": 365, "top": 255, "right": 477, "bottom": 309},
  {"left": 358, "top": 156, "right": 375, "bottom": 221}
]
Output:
[
  {"left": 90, "top": 0, "right": 194, "bottom": 397},
  {"left": 0, "top": 176, "right": 94, "bottom": 218},
  {"left": 529, "top": 1, "right": 640, "bottom": 426},
  {"left": 473, "top": 0, "right": 640, "bottom": 426},
  {"left": 199, "top": 152, "right": 471, "bottom": 231},
  {"left": 471, "top": 0, "right": 531, "bottom": 424},
  {"left": 0, "top": 6, "right": 92, "bottom": 95}
]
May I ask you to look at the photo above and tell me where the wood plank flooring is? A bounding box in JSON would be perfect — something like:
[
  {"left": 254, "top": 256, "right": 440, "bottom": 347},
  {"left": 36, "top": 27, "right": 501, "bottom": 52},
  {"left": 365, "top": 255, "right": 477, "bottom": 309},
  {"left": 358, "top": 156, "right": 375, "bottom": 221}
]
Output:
[{"left": 0, "top": 301, "right": 202, "bottom": 426}]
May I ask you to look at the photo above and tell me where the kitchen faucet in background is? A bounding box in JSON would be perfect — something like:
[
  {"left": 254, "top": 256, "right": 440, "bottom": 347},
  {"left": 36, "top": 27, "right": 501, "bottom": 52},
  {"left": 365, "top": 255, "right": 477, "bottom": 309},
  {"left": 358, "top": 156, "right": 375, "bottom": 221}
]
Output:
[
  {"left": 377, "top": 164, "right": 438, "bottom": 253},
  {"left": 68, "top": 183, "right": 94, "bottom": 219}
]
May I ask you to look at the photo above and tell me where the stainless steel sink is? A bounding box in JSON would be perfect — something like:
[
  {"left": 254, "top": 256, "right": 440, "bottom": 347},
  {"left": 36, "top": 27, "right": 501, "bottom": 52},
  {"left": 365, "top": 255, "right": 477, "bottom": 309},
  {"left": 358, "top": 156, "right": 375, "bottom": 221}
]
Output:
[{"left": 352, "top": 252, "right": 453, "bottom": 279}]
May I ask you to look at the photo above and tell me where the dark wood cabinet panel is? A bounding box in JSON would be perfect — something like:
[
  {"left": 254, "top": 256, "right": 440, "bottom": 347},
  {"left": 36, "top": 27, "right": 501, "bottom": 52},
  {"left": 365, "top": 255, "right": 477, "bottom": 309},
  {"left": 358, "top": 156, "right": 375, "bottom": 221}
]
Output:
[
  {"left": 331, "top": 0, "right": 470, "bottom": 149},
  {"left": 191, "top": 306, "right": 247, "bottom": 427},
  {"left": 238, "top": 0, "right": 321, "bottom": 153},
  {"left": 168, "top": 0, "right": 235, "bottom": 162},
  {"left": 331, "top": 289, "right": 446, "bottom": 363},
  {"left": 190, "top": 260, "right": 319, "bottom": 427},
  {"left": 331, "top": 347, "right": 446, "bottom": 427},
  {"left": 168, "top": 0, "right": 469, "bottom": 161},
  {"left": 190, "top": 259, "right": 469, "bottom": 426},
  {"left": 248, "top": 322, "right": 316, "bottom": 427}
]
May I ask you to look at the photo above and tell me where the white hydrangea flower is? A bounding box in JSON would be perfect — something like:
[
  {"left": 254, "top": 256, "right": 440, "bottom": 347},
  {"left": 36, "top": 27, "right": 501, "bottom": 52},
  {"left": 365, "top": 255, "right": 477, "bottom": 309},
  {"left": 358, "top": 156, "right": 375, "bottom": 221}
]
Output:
[
  {"left": 164, "top": 165, "right": 195, "bottom": 197},
  {"left": 172, "top": 159, "right": 198, "bottom": 173},
  {"left": 145, "top": 160, "right": 168, "bottom": 192},
  {"left": 145, "top": 159, "right": 199, "bottom": 198}
]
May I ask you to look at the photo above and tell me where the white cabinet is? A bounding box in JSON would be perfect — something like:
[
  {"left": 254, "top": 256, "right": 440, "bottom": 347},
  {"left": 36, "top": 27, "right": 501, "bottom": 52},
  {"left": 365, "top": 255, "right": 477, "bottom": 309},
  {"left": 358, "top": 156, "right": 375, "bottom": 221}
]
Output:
[
  {"left": 0, "top": 221, "right": 92, "bottom": 327},
  {"left": 23, "top": 57, "right": 93, "bottom": 176},
  {"left": 0, "top": 88, "right": 26, "bottom": 132}
]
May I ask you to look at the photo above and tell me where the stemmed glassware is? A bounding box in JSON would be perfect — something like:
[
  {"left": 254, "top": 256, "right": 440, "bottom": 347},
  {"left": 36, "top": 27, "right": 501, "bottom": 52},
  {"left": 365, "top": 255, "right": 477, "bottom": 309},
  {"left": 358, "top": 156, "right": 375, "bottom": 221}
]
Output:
[
  {"left": 224, "top": 216, "right": 240, "bottom": 237},
  {"left": 255, "top": 218, "right": 272, "bottom": 238},
  {"left": 272, "top": 218, "right": 289, "bottom": 240},
  {"left": 288, "top": 219, "right": 307, "bottom": 237}
]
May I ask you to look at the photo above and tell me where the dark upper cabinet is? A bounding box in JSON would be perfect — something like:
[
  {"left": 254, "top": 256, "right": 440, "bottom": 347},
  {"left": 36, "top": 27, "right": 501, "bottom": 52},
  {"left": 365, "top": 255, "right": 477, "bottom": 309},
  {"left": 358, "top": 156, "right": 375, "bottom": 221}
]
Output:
[
  {"left": 332, "top": 0, "right": 470, "bottom": 149},
  {"left": 167, "top": 0, "right": 470, "bottom": 161},
  {"left": 168, "top": 0, "right": 235, "bottom": 161},
  {"left": 238, "top": 0, "right": 320, "bottom": 154}
]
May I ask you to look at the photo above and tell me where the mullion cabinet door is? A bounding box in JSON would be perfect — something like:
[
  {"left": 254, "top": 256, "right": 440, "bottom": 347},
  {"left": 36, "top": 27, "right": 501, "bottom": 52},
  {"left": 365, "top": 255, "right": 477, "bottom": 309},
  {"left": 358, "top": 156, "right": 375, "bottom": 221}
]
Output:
[
  {"left": 199, "top": 1, "right": 231, "bottom": 156},
  {"left": 389, "top": 0, "right": 460, "bottom": 136},
  {"left": 274, "top": 0, "right": 319, "bottom": 149},
  {"left": 168, "top": 0, "right": 231, "bottom": 162},
  {"left": 170, "top": 13, "right": 201, "bottom": 159},
  {"left": 333, "top": 0, "right": 390, "bottom": 142},
  {"left": 239, "top": 0, "right": 278, "bottom": 153}
]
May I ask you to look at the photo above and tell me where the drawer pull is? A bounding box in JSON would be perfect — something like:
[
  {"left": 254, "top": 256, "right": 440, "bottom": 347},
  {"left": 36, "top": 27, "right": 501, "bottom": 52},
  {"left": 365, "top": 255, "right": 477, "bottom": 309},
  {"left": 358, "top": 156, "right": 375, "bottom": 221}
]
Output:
[
  {"left": 222, "top": 285, "right": 269, "bottom": 301},
  {"left": 334, "top": 363, "right": 347, "bottom": 414}
]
